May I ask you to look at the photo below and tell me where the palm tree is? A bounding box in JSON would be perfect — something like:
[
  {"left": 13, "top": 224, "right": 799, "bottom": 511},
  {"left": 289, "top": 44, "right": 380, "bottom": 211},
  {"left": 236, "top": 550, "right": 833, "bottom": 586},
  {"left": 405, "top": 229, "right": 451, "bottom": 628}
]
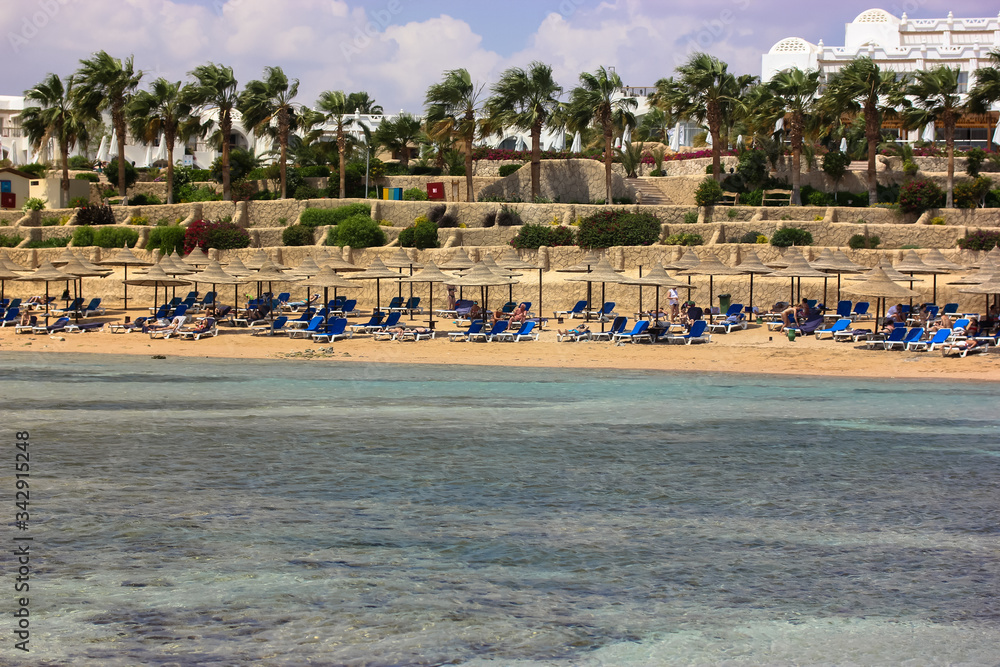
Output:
[
  {"left": 20, "top": 73, "right": 88, "bottom": 208},
  {"left": 821, "top": 57, "right": 905, "bottom": 206},
  {"left": 425, "top": 69, "right": 485, "bottom": 202},
  {"left": 635, "top": 107, "right": 673, "bottom": 144},
  {"left": 566, "top": 66, "right": 636, "bottom": 204},
  {"left": 183, "top": 63, "right": 240, "bottom": 201},
  {"left": 968, "top": 50, "right": 1000, "bottom": 150},
  {"left": 483, "top": 62, "right": 563, "bottom": 201},
  {"left": 654, "top": 54, "right": 737, "bottom": 181},
  {"left": 316, "top": 90, "right": 363, "bottom": 198},
  {"left": 901, "top": 66, "right": 969, "bottom": 208},
  {"left": 238, "top": 66, "right": 299, "bottom": 199},
  {"left": 346, "top": 91, "right": 383, "bottom": 115},
  {"left": 768, "top": 68, "right": 822, "bottom": 205},
  {"left": 73, "top": 51, "right": 142, "bottom": 197},
  {"left": 127, "top": 78, "right": 196, "bottom": 205},
  {"left": 373, "top": 112, "right": 423, "bottom": 168}
]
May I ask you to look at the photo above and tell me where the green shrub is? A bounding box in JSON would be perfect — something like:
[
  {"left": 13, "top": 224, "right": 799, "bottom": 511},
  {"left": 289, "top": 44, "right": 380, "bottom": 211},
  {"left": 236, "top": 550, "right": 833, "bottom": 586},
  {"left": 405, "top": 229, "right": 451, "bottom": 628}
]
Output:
[
  {"left": 510, "top": 223, "right": 576, "bottom": 249},
  {"left": 953, "top": 176, "right": 992, "bottom": 209},
  {"left": 800, "top": 185, "right": 833, "bottom": 207},
  {"left": 75, "top": 204, "right": 116, "bottom": 225},
  {"left": 127, "top": 193, "right": 162, "bottom": 206},
  {"left": 409, "top": 165, "right": 442, "bottom": 176},
  {"left": 495, "top": 204, "right": 523, "bottom": 227},
  {"left": 683, "top": 211, "right": 698, "bottom": 224},
  {"left": 398, "top": 217, "right": 439, "bottom": 249},
  {"left": 210, "top": 148, "right": 259, "bottom": 184},
  {"left": 26, "top": 236, "right": 70, "bottom": 248},
  {"left": 898, "top": 179, "right": 944, "bottom": 214},
  {"left": 71, "top": 226, "right": 94, "bottom": 246},
  {"left": 332, "top": 214, "right": 386, "bottom": 248},
  {"left": 822, "top": 150, "right": 851, "bottom": 184},
  {"left": 184, "top": 218, "right": 251, "bottom": 252},
  {"left": 738, "top": 230, "right": 763, "bottom": 244},
  {"left": 22, "top": 197, "right": 46, "bottom": 211},
  {"left": 848, "top": 233, "right": 881, "bottom": 249},
  {"left": 663, "top": 232, "right": 703, "bottom": 246},
  {"left": 499, "top": 164, "right": 523, "bottom": 178},
  {"left": 694, "top": 176, "right": 723, "bottom": 206},
  {"left": 74, "top": 172, "right": 100, "bottom": 182},
  {"left": 903, "top": 159, "right": 919, "bottom": 177},
  {"left": 299, "top": 165, "right": 331, "bottom": 178},
  {"left": 402, "top": 187, "right": 428, "bottom": 201},
  {"left": 282, "top": 224, "right": 315, "bottom": 246},
  {"left": 293, "top": 185, "right": 320, "bottom": 200},
  {"left": 577, "top": 209, "right": 661, "bottom": 248},
  {"left": 930, "top": 216, "right": 946, "bottom": 225},
  {"left": 300, "top": 203, "right": 371, "bottom": 229},
  {"left": 105, "top": 157, "right": 139, "bottom": 191},
  {"left": 146, "top": 224, "right": 186, "bottom": 255},
  {"left": 769, "top": 227, "right": 813, "bottom": 247},
  {"left": 0, "top": 233, "right": 24, "bottom": 247},
  {"left": 957, "top": 230, "right": 1000, "bottom": 251},
  {"left": 41, "top": 217, "right": 61, "bottom": 227},
  {"left": 69, "top": 196, "right": 91, "bottom": 208},
  {"left": 177, "top": 184, "right": 222, "bottom": 202},
  {"left": 649, "top": 169, "right": 664, "bottom": 177},
  {"left": 740, "top": 189, "right": 764, "bottom": 207},
  {"left": 18, "top": 163, "right": 46, "bottom": 178},
  {"left": 965, "top": 148, "right": 987, "bottom": 177},
  {"left": 68, "top": 155, "right": 93, "bottom": 170},
  {"left": 428, "top": 204, "right": 458, "bottom": 228},
  {"left": 129, "top": 215, "right": 149, "bottom": 226}
]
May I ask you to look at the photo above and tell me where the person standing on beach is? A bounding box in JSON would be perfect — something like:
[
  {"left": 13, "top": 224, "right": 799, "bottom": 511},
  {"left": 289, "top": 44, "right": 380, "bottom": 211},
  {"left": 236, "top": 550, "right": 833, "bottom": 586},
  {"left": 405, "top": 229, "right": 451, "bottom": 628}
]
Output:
[{"left": 668, "top": 287, "right": 679, "bottom": 322}]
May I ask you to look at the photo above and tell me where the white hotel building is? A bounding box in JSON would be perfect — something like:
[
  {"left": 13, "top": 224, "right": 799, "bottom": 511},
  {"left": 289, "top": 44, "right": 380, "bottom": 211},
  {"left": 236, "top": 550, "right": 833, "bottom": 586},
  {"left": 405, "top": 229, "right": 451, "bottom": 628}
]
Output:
[{"left": 761, "top": 8, "right": 1000, "bottom": 148}]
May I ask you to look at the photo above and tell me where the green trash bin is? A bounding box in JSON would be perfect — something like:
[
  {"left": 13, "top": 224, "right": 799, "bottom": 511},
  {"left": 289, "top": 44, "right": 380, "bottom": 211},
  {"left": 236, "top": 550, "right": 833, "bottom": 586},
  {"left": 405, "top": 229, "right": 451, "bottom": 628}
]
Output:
[{"left": 718, "top": 294, "right": 731, "bottom": 313}]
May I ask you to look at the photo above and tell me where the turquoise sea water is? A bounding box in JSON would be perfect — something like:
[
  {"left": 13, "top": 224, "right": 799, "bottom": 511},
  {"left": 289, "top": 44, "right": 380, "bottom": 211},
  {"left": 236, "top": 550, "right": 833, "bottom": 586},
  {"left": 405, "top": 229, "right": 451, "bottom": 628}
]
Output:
[{"left": 2, "top": 353, "right": 999, "bottom": 666}]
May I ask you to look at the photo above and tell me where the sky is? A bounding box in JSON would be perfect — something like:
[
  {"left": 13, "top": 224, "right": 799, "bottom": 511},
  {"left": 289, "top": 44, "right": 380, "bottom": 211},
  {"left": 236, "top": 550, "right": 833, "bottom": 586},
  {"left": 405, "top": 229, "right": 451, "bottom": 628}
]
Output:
[{"left": 2, "top": 0, "right": 971, "bottom": 113}]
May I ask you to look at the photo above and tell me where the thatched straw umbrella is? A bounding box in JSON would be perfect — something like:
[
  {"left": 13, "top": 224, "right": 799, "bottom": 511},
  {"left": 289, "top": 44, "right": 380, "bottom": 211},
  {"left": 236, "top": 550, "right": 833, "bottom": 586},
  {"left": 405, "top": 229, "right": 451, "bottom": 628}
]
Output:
[
  {"left": 766, "top": 248, "right": 828, "bottom": 304},
  {"left": 0, "top": 251, "right": 27, "bottom": 273},
  {"left": 922, "top": 248, "right": 964, "bottom": 272},
  {"left": 621, "top": 263, "right": 695, "bottom": 325},
  {"left": 400, "top": 261, "right": 453, "bottom": 329},
  {"left": 17, "top": 261, "right": 76, "bottom": 324},
  {"left": 306, "top": 265, "right": 358, "bottom": 325},
  {"left": 734, "top": 249, "right": 773, "bottom": 316},
  {"left": 249, "top": 260, "right": 301, "bottom": 320},
  {"left": 286, "top": 256, "right": 326, "bottom": 307},
  {"left": 182, "top": 247, "right": 212, "bottom": 266},
  {"left": 384, "top": 246, "right": 424, "bottom": 303},
  {"left": 841, "top": 266, "right": 919, "bottom": 327},
  {"left": 958, "top": 273, "right": 1000, "bottom": 318},
  {"left": 99, "top": 244, "right": 152, "bottom": 311},
  {"left": 677, "top": 249, "right": 745, "bottom": 312},
  {"left": 557, "top": 250, "right": 604, "bottom": 314},
  {"left": 564, "top": 257, "right": 624, "bottom": 331},
  {"left": 445, "top": 261, "right": 517, "bottom": 321},
  {"left": 438, "top": 249, "right": 476, "bottom": 301},
  {"left": 346, "top": 257, "right": 403, "bottom": 313},
  {"left": 189, "top": 260, "right": 242, "bottom": 312},
  {"left": 813, "top": 250, "right": 863, "bottom": 305},
  {"left": 895, "top": 250, "right": 949, "bottom": 306},
  {"left": 123, "top": 263, "right": 192, "bottom": 317},
  {"left": 0, "top": 264, "right": 21, "bottom": 304},
  {"left": 497, "top": 247, "right": 545, "bottom": 323}
]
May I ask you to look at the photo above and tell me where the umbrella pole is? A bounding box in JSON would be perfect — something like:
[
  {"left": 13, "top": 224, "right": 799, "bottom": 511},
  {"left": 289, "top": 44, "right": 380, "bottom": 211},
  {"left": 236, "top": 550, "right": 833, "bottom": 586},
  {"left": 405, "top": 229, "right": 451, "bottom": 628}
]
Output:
[
  {"left": 600, "top": 282, "right": 607, "bottom": 333},
  {"left": 749, "top": 273, "right": 754, "bottom": 317},
  {"left": 124, "top": 265, "right": 129, "bottom": 312},
  {"left": 709, "top": 275, "right": 714, "bottom": 315},
  {"left": 933, "top": 274, "right": 937, "bottom": 304},
  {"left": 823, "top": 276, "right": 828, "bottom": 308},
  {"left": 537, "top": 268, "right": 543, "bottom": 329},
  {"left": 638, "top": 265, "right": 643, "bottom": 315},
  {"left": 655, "top": 286, "right": 661, "bottom": 326},
  {"left": 837, "top": 273, "right": 842, "bottom": 303}
]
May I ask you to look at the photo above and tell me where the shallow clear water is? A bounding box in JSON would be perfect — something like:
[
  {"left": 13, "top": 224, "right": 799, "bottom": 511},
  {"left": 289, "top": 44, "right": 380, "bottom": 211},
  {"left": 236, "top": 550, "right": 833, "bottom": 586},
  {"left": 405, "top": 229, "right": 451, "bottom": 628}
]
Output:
[{"left": 2, "top": 353, "right": 999, "bottom": 666}]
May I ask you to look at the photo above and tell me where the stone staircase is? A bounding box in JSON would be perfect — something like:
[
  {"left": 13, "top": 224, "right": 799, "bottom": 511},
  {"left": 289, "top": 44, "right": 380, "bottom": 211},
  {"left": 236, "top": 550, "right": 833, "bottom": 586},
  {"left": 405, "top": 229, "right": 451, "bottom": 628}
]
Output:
[{"left": 631, "top": 178, "right": 675, "bottom": 205}]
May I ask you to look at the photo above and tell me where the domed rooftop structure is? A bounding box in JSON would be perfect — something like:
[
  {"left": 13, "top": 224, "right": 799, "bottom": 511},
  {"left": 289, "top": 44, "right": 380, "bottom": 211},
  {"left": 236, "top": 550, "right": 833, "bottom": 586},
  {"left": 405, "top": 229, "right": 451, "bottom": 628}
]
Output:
[
  {"left": 853, "top": 8, "right": 900, "bottom": 24},
  {"left": 767, "top": 37, "right": 819, "bottom": 54}
]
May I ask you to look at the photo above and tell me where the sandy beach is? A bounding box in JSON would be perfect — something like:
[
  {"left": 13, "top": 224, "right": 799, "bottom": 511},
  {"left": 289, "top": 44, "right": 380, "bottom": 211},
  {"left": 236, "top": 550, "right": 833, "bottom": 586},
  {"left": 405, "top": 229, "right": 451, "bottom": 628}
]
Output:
[{"left": 2, "top": 310, "right": 997, "bottom": 382}]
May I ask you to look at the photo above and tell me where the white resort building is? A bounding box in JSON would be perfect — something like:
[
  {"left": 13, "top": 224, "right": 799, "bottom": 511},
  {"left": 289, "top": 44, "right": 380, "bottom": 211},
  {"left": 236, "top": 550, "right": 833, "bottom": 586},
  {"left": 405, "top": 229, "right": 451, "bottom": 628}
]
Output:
[{"left": 762, "top": 8, "right": 1000, "bottom": 148}]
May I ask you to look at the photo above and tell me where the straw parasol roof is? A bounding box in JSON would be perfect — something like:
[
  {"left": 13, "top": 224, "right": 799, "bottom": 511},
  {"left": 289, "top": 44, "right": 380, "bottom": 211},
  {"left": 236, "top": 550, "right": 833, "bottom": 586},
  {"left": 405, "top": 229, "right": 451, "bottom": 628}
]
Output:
[
  {"left": 18, "top": 260, "right": 74, "bottom": 282},
  {"left": 947, "top": 256, "right": 995, "bottom": 285},
  {"left": 182, "top": 247, "right": 212, "bottom": 266},
  {"left": 0, "top": 251, "right": 27, "bottom": 272},
  {"left": 496, "top": 247, "right": 541, "bottom": 270},
  {"left": 155, "top": 254, "right": 194, "bottom": 276},
  {"left": 123, "top": 262, "right": 192, "bottom": 287},
  {"left": 673, "top": 248, "right": 701, "bottom": 271},
  {"left": 677, "top": 250, "right": 745, "bottom": 277},
  {"left": 557, "top": 249, "right": 604, "bottom": 272},
  {"left": 766, "top": 248, "right": 828, "bottom": 278},
  {"left": 222, "top": 256, "right": 253, "bottom": 277},
  {"left": 958, "top": 273, "right": 1000, "bottom": 295},
  {"left": 251, "top": 259, "right": 300, "bottom": 283},
  {"left": 190, "top": 260, "right": 242, "bottom": 285},
  {"left": 437, "top": 249, "right": 475, "bottom": 270},
  {"left": 50, "top": 247, "right": 81, "bottom": 267},
  {"left": 840, "top": 266, "right": 919, "bottom": 299},
  {"left": 58, "top": 253, "right": 112, "bottom": 278},
  {"left": 322, "top": 249, "right": 364, "bottom": 272},
  {"left": 895, "top": 250, "right": 946, "bottom": 275},
  {"left": 348, "top": 257, "right": 404, "bottom": 281},
  {"left": 99, "top": 245, "right": 151, "bottom": 268},
  {"left": 245, "top": 249, "right": 288, "bottom": 270},
  {"left": 308, "top": 264, "right": 358, "bottom": 290},
  {"left": 562, "top": 257, "right": 624, "bottom": 284},
  {"left": 922, "top": 248, "right": 964, "bottom": 272},
  {"left": 383, "top": 246, "right": 423, "bottom": 269},
  {"left": 734, "top": 249, "right": 773, "bottom": 274},
  {"left": 0, "top": 264, "right": 21, "bottom": 281},
  {"left": 621, "top": 263, "right": 692, "bottom": 289},
  {"left": 446, "top": 261, "right": 516, "bottom": 287},
  {"left": 482, "top": 254, "right": 521, "bottom": 277},
  {"left": 287, "top": 256, "right": 324, "bottom": 279},
  {"left": 846, "top": 262, "right": 922, "bottom": 282}
]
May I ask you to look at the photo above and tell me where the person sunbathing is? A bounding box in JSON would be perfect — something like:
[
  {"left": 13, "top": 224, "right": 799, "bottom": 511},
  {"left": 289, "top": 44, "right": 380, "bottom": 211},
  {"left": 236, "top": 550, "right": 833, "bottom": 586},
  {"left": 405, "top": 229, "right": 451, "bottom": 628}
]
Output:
[
  {"left": 146, "top": 315, "right": 186, "bottom": 335},
  {"left": 780, "top": 299, "right": 809, "bottom": 328},
  {"left": 558, "top": 323, "right": 590, "bottom": 336}
]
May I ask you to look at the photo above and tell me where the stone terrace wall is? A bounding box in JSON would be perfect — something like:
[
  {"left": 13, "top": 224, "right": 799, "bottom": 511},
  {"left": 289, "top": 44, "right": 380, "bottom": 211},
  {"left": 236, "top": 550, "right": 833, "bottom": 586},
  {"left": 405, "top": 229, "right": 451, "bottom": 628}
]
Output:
[{"left": 477, "top": 159, "right": 634, "bottom": 204}]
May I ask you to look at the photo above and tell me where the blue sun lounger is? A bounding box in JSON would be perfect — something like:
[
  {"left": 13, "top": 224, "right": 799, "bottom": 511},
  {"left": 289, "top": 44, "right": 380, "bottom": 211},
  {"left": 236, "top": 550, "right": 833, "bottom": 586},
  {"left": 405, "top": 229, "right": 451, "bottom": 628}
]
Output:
[
  {"left": 814, "top": 318, "right": 851, "bottom": 340},
  {"left": 448, "top": 320, "right": 484, "bottom": 341},
  {"left": 496, "top": 320, "right": 538, "bottom": 342},
  {"left": 907, "top": 328, "right": 950, "bottom": 351},
  {"left": 554, "top": 300, "right": 588, "bottom": 319},
  {"left": 664, "top": 320, "right": 710, "bottom": 345},
  {"left": 612, "top": 320, "right": 651, "bottom": 345},
  {"left": 311, "top": 318, "right": 352, "bottom": 342},
  {"left": 469, "top": 320, "right": 508, "bottom": 342}
]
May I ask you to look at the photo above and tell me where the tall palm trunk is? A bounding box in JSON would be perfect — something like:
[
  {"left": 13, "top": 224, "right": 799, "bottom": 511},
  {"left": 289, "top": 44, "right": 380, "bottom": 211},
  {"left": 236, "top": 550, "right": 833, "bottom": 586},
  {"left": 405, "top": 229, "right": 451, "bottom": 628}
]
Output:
[
  {"left": 59, "top": 139, "right": 70, "bottom": 209},
  {"left": 944, "top": 118, "right": 955, "bottom": 208},
  {"left": 707, "top": 101, "right": 722, "bottom": 181},
  {"left": 790, "top": 112, "right": 804, "bottom": 206},
  {"left": 278, "top": 107, "right": 289, "bottom": 199},
  {"left": 603, "top": 121, "right": 614, "bottom": 204},
  {"left": 113, "top": 104, "right": 128, "bottom": 197},
  {"left": 220, "top": 114, "right": 232, "bottom": 201},
  {"left": 165, "top": 128, "right": 176, "bottom": 205},
  {"left": 530, "top": 119, "right": 542, "bottom": 201},
  {"left": 338, "top": 127, "right": 346, "bottom": 199},
  {"left": 464, "top": 110, "right": 475, "bottom": 202},
  {"left": 864, "top": 100, "right": 878, "bottom": 206}
]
